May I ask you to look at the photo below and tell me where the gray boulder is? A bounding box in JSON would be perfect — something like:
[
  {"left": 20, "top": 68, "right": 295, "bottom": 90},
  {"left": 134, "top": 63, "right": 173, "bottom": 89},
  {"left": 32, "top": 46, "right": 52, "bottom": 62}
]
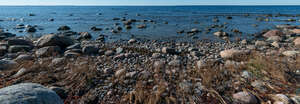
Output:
[
  {"left": 8, "top": 45, "right": 32, "bottom": 53},
  {"left": 82, "top": 45, "right": 99, "bottom": 55},
  {"left": 35, "top": 46, "right": 61, "bottom": 57},
  {"left": 36, "top": 34, "right": 73, "bottom": 48},
  {"left": 0, "top": 60, "right": 18, "bottom": 71},
  {"left": 0, "top": 83, "right": 63, "bottom": 104},
  {"left": 7, "top": 38, "right": 33, "bottom": 46}
]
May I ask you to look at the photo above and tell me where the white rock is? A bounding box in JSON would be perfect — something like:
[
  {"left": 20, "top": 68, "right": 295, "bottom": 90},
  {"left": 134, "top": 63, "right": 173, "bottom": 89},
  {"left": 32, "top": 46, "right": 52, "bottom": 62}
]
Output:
[{"left": 282, "top": 51, "right": 300, "bottom": 57}]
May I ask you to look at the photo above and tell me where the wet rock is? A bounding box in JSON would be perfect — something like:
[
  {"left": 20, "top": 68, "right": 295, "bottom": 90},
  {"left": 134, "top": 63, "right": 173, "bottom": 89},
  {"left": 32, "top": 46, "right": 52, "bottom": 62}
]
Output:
[
  {"left": 162, "top": 47, "right": 176, "bottom": 54},
  {"left": 116, "top": 26, "right": 122, "bottom": 31},
  {"left": 36, "top": 34, "right": 74, "bottom": 48},
  {"left": 78, "top": 32, "right": 92, "bottom": 40},
  {"left": 0, "top": 83, "right": 63, "bottom": 104},
  {"left": 49, "top": 86, "right": 67, "bottom": 99},
  {"left": 137, "top": 24, "right": 146, "bottom": 29},
  {"left": 220, "top": 49, "right": 248, "bottom": 59},
  {"left": 125, "top": 25, "right": 132, "bottom": 29},
  {"left": 112, "top": 18, "right": 120, "bottom": 20},
  {"left": 57, "top": 25, "right": 71, "bottom": 31},
  {"left": 0, "top": 32, "right": 16, "bottom": 39},
  {"left": 26, "top": 27, "right": 36, "bottom": 33},
  {"left": 263, "top": 30, "right": 283, "bottom": 38},
  {"left": 0, "top": 45, "right": 7, "bottom": 56},
  {"left": 48, "top": 18, "right": 54, "bottom": 21},
  {"left": 35, "top": 46, "right": 61, "bottom": 57},
  {"left": 90, "top": 26, "right": 102, "bottom": 31},
  {"left": 28, "top": 13, "right": 35, "bottom": 16},
  {"left": 282, "top": 51, "right": 299, "bottom": 57},
  {"left": 14, "top": 54, "right": 33, "bottom": 62},
  {"left": 294, "top": 37, "right": 300, "bottom": 46},
  {"left": 128, "top": 39, "right": 137, "bottom": 44},
  {"left": 8, "top": 45, "right": 32, "bottom": 53},
  {"left": 227, "top": 16, "right": 233, "bottom": 19},
  {"left": 214, "top": 31, "right": 228, "bottom": 37},
  {"left": 82, "top": 45, "right": 99, "bottom": 55},
  {"left": 0, "top": 60, "right": 18, "bottom": 71},
  {"left": 111, "top": 29, "right": 118, "bottom": 33},
  {"left": 232, "top": 91, "right": 258, "bottom": 104}
]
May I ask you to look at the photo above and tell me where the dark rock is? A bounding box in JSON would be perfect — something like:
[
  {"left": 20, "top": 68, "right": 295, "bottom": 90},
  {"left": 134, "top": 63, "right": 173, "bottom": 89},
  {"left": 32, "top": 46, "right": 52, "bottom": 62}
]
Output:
[
  {"left": 36, "top": 34, "right": 74, "bottom": 49},
  {"left": 35, "top": 46, "right": 61, "bottom": 57},
  {"left": 82, "top": 45, "right": 99, "bottom": 55},
  {"left": 77, "top": 32, "right": 92, "bottom": 40},
  {"left": 7, "top": 38, "right": 33, "bottom": 46},
  {"left": 137, "top": 24, "right": 146, "bottom": 29},
  {"left": 8, "top": 45, "right": 32, "bottom": 53},
  {"left": 0, "top": 60, "right": 17, "bottom": 71},
  {"left": 26, "top": 27, "right": 37, "bottom": 33},
  {"left": 91, "top": 26, "right": 102, "bottom": 31},
  {"left": 162, "top": 47, "right": 176, "bottom": 54},
  {"left": 14, "top": 54, "right": 34, "bottom": 62},
  {"left": 57, "top": 25, "right": 71, "bottom": 31},
  {"left": 66, "top": 43, "right": 81, "bottom": 50}
]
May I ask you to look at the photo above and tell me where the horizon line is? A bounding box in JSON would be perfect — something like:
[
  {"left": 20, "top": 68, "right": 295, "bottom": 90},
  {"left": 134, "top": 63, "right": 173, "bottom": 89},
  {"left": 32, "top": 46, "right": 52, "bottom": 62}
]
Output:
[{"left": 1, "top": 4, "right": 300, "bottom": 6}]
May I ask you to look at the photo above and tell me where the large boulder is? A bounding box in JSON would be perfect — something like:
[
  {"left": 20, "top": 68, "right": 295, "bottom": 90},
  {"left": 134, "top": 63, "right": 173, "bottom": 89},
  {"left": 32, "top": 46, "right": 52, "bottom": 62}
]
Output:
[
  {"left": 232, "top": 91, "right": 258, "bottom": 104},
  {"left": 0, "top": 83, "right": 63, "bottom": 104},
  {"left": 35, "top": 46, "right": 62, "bottom": 57},
  {"left": 7, "top": 38, "right": 33, "bottom": 46},
  {"left": 36, "top": 34, "right": 74, "bottom": 48},
  {"left": 57, "top": 25, "right": 70, "bottom": 31},
  {"left": 263, "top": 30, "right": 283, "bottom": 38}
]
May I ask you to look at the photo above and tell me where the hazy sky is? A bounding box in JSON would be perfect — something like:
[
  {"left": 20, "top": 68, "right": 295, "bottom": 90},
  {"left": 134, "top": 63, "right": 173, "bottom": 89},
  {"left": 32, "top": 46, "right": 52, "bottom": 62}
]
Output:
[{"left": 0, "top": 0, "right": 300, "bottom": 5}]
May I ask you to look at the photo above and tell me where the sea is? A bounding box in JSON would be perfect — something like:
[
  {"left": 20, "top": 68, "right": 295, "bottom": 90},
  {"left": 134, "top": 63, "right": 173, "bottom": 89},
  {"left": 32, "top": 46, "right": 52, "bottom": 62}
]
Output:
[{"left": 0, "top": 6, "right": 300, "bottom": 42}]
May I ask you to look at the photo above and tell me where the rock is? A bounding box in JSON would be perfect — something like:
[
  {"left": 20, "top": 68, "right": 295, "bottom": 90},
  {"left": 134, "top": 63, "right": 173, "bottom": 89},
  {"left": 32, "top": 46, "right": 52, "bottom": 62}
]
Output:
[
  {"left": 241, "top": 71, "right": 252, "bottom": 79},
  {"left": 116, "top": 47, "right": 124, "bottom": 54},
  {"left": 190, "top": 28, "right": 200, "bottom": 33},
  {"left": 272, "top": 94, "right": 292, "bottom": 104},
  {"left": 0, "top": 60, "right": 18, "bottom": 71},
  {"left": 196, "top": 60, "right": 208, "bottom": 69},
  {"left": 294, "top": 37, "right": 300, "bottom": 46},
  {"left": 220, "top": 49, "right": 248, "bottom": 59},
  {"left": 291, "top": 96, "right": 300, "bottom": 104},
  {"left": 8, "top": 45, "right": 32, "bottom": 53},
  {"left": 0, "top": 32, "right": 16, "bottom": 39},
  {"left": 241, "top": 39, "right": 248, "bottom": 45},
  {"left": 282, "top": 51, "right": 299, "bottom": 57},
  {"left": 49, "top": 86, "right": 67, "bottom": 99},
  {"left": 105, "top": 50, "right": 115, "bottom": 56},
  {"left": 267, "top": 36, "right": 282, "bottom": 42},
  {"left": 51, "top": 58, "right": 65, "bottom": 66},
  {"left": 77, "top": 32, "right": 92, "bottom": 40},
  {"left": 57, "top": 25, "right": 71, "bottom": 31},
  {"left": 0, "top": 83, "right": 63, "bottom": 104},
  {"left": 128, "top": 39, "right": 137, "bottom": 44},
  {"left": 29, "top": 13, "right": 35, "bottom": 16},
  {"left": 232, "top": 91, "right": 258, "bottom": 104},
  {"left": 14, "top": 54, "right": 33, "bottom": 62},
  {"left": 137, "top": 24, "right": 146, "bottom": 29},
  {"left": 66, "top": 43, "right": 81, "bottom": 50},
  {"left": 271, "top": 41, "right": 280, "bottom": 48},
  {"left": 214, "top": 31, "right": 228, "bottom": 37},
  {"left": 115, "top": 69, "right": 126, "bottom": 78},
  {"left": 82, "top": 45, "right": 99, "bottom": 55},
  {"left": 90, "top": 26, "right": 102, "bottom": 31},
  {"left": 190, "top": 51, "right": 202, "bottom": 57},
  {"left": 7, "top": 38, "right": 33, "bottom": 46},
  {"left": 168, "top": 60, "right": 181, "bottom": 66},
  {"left": 162, "top": 47, "right": 176, "bottom": 54},
  {"left": 263, "top": 30, "right": 283, "bottom": 38},
  {"left": 26, "top": 27, "right": 37, "bottom": 33},
  {"left": 64, "top": 52, "right": 80, "bottom": 58},
  {"left": 247, "top": 45, "right": 256, "bottom": 50},
  {"left": 12, "top": 68, "right": 28, "bottom": 78},
  {"left": 152, "top": 53, "right": 162, "bottom": 58},
  {"left": 125, "top": 25, "right": 132, "bottom": 29},
  {"left": 48, "top": 18, "right": 54, "bottom": 21},
  {"left": 36, "top": 34, "right": 74, "bottom": 48},
  {"left": 35, "top": 46, "right": 61, "bottom": 57},
  {"left": 251, "top": 80, "right": 267, "bottom": 93},
  {"left": 113, "top": 54, "right": 126, "bottom": 60},
  {"left": 255, "top": 40, "right": 268, "bottom": 47},
  {"left": 290, "top": 29, "right": 300, "bottom": 34},
  {"left": 0, "top": 45, "right": 7, "bottom": 56}
]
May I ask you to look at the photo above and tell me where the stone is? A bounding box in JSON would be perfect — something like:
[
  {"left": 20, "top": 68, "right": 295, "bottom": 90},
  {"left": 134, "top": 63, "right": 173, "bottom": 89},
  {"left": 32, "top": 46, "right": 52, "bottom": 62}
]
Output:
[
  {"left": 113, "top": 54, "right": 126, "bottom": 60},
  {"left": 66, "top": 43, "right": 81, "bottom": 50},
  {"left": 272, "top": 94, "right": 292, "bottom": 104},
  {"left": 36, "top": 34, "right": 74, "bottom": 48},
  {"left": 214, "top": 31, "right": 228, "bottom": 37},
  {"left": 294, "top": 37, "right": 300, "bottom": 46},
  {"left": 137, "top": 24, "right": 146, "bottom": 29},
  {"left": 271, "top": 41, "right": 280, "bottom": 48},
  {"left": 77, "top": 32, "right": 92, "bottom": 40},
  {"left": 116, "top": 47, "right": 124, "bottom": 54},
  {"left": 35, "top": 46, "right": 61, "bottom": 57},
  {"left": 90, "top": 26, "right": 102, "bottom": 31},
  {"left": 128, "top": 39, "right": 137, "bottom": 44},
  {"left": 282, "top": 51, "right": 300, "bottom": 57},
  {"left": 14, "top": 54, "right": 33, "bottom": 62},
  {"left": 162, "top": 47, "right": 176, "bottom": 54},
  {"left": 115, "top": 69, "right": 126, "bottom": 78},
  {"left": 82, "top": 45, "right": 99, "bottom": 55},
  {"left": 12, "top": 68, "right": 28, "bottom": 78},
  {"left": 152, "top": 53, "right": 162, "bottom": 58},
  {"left": 0, "top": 83, "right": 63, "bottom": 104},
  {"left": 290, "top": 29, "right": 300, "bottom": 34},
  {"left": 267, "top": 36, "right": 282, "bottom": 42},
  {"left": 105, "top": 50, "right": 115, "bottom": 56},
  {"left": 26, "top": 27, "right": 37, "bottom": 32},
  {"left": 57, "top": 25, "right": 71, "bottom": 31},
  {"left": 0, "top": 60, "right": 18, "bottom": 71},
  {"left": 0, "top": 45, "right": 7, "bottom": 56},
  {"left": 64, "top": 52, "right": 80, "bottom": 58},
  {"left": 241, "top": 71, "right": 252, "bottom": 79},
  {"left": 241, "top": 39, "right": 248, "bottom": 45},
  {"left": 232, "top": 91, "right": 258, "bottom": 104},
  {"left": 49, "top": 86, "right": 67, "bottom": 99},
  {"left": 196, "top": 60, "right": 208, "bottom": 69},
  {"left": 51, "top": 58, "right": 65, "bottom": 66},
  {"left": 7, "top": 38, "right": 33, "bottom": 46},
  {"left": 8, "top": 45, "right": 32, "bottom": 53},
  {"left": 168, "top": 60, "right": 181, "bottom": 66},
  {"left": 263, "top": 30, "right": 283, "bottom": 38},
  {"left": 190, "top": 51, "right": 202, "bottom": 57},
  {"left": 291, "top": 96, "right": 300, "bottom": 104},
  {"left": 220, "top": 49, "right": 248, "bottom": 59},
  {"left": 255, "top": 40, "right": 268, "bottom": 47}
]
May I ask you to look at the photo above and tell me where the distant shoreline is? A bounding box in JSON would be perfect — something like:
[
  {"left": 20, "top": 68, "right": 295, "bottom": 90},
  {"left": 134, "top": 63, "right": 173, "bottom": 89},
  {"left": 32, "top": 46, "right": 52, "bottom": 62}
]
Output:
[{"left": 1, "top": 5, "right": 300, "bottom": 7}]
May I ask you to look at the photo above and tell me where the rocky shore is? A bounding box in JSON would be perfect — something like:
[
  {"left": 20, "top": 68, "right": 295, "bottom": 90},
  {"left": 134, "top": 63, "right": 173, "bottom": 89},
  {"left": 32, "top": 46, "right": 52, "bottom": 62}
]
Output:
[{"left": 0, "top": 23, "right": 300, "bottom": 104}]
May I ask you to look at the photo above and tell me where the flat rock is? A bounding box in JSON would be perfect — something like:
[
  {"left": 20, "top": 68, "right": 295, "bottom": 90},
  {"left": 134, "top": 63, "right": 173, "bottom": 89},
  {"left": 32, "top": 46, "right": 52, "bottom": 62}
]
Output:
[
  {"left": 0, "top": 83, "right": 63, "bottom": 104},
  {"left": 0, "top": 60, "right": 18, "bottom": 71},
  {"left": 35, "top": 46, "right": 61, "bottom": 57},
  {"left": 282, "top": 51, "right": 299, "bottom": 57},
  {"left": 220, "top": 49, "right": 249, "bottom": 59},
  {"left": 263, "top": 30, "right": 283, "bottom": 38},
  {"left": 232, "top": 91, "right": 258, "bottom": 104},
  {"left": 36, "top": 34, "right": 74, "bottom": 48}
]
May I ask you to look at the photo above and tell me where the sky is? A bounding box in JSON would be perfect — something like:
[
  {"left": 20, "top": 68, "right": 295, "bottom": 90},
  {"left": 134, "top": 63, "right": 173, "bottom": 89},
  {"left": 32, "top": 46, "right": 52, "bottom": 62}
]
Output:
[{"left": 0, "top": 0, "right": 300, "bottom": 6}]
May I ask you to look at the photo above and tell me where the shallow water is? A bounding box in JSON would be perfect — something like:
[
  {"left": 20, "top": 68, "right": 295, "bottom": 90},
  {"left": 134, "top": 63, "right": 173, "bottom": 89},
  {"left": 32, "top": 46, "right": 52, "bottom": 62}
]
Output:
[{"left": 0, "top": 6, "right": 300, "bottom": 41}]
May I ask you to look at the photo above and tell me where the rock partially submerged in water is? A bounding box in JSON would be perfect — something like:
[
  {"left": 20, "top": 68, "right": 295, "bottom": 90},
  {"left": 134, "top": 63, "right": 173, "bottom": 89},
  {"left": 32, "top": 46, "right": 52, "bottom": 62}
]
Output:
[
  {"left": 0, "top": 83, "right": 63, "bottom": 104},
  {"left": 214, "top": 31, "right": 228, "bottom": 37},
  {"left": 57, "top": 25, "right": 71, "bottom": 31}
]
